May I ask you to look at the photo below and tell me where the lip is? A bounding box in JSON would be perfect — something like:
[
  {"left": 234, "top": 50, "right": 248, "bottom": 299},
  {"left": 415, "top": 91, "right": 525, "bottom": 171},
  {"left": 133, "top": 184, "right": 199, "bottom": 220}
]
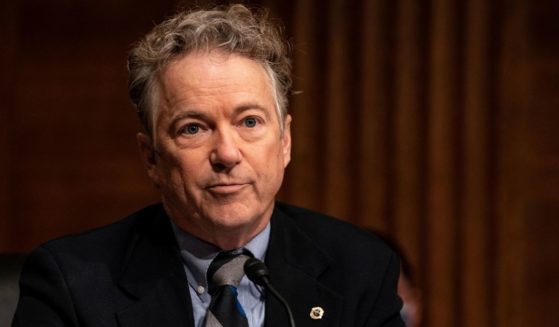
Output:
[{"left": 206, "top": 183, "right": 249, "bottom": 195}]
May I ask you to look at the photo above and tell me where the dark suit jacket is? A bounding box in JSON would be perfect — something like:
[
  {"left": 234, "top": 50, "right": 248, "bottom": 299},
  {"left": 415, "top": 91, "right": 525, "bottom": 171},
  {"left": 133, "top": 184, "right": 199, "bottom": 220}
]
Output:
[{"left": 13, "top": 203, "right": 403, "bottom": 326}]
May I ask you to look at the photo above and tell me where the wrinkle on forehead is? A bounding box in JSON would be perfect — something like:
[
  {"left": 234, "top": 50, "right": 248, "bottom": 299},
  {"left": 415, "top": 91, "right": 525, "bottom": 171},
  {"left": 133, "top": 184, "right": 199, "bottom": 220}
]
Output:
[{"left": 163, "top": 51, "right": 272, "bottom": 106}]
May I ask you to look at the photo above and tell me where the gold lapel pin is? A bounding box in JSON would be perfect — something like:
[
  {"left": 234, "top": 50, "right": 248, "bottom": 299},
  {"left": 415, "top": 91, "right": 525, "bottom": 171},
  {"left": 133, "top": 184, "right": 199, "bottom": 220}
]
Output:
[{"left": 310, "top": 306, "right": 324, "bottom": 320}]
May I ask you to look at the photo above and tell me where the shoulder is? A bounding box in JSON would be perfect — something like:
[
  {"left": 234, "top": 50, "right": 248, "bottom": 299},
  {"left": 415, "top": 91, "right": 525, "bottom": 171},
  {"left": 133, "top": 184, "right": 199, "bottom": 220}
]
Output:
[
  {"left": 27, "top": 204, "right": 165, "bottom": 272},
  {"left": 273, "top": 202, "right": 395, "bottom": 264},
  {"left": 271, "top": 202, "right": 403, "bottom": 324}
]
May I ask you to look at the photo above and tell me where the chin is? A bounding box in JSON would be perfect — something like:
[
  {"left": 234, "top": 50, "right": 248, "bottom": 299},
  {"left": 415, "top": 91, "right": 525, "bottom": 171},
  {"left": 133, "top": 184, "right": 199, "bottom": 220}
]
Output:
[
  {"left": 207, "top": 204, "right": 254, "bottom": 224},
  {"left": 204, "top": 202, "right": 266, "bottom": 229}
]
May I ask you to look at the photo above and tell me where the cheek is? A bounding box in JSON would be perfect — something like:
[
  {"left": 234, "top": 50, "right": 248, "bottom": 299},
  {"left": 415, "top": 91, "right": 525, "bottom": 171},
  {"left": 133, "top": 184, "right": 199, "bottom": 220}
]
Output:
[
  {"left": 157, "top": 158, "right": 206, "bottom": 204},
  {"left": 174, "top": 155, "right": 207, "bottom": 181},
  {"left": 158, "top": 151, "right": 202, "bottom": 184},
  {"left": 256, "top": 141, "right": 287, "bottom": 179}
]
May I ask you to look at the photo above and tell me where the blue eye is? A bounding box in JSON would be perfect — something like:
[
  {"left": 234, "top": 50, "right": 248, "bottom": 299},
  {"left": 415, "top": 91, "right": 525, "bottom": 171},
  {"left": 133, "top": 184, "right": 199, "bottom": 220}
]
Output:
[
  {"left": 244, "top": 117, "right": 258, "bottom": 128},
  {"left": 183, "top": 124, "right": 200, "bottom": 135}
]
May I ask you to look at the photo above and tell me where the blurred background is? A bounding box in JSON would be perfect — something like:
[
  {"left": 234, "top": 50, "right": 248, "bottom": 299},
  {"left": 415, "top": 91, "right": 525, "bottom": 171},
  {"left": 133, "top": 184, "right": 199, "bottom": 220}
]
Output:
[{"left": 1, "top": 0, "right": 558, "bottom": 326}]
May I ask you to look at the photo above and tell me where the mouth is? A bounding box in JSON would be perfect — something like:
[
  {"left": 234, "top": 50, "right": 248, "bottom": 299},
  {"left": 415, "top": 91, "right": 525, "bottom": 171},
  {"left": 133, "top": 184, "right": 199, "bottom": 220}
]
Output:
[{"left": 206, "top": 183, "right": 249, "bottom": 195}]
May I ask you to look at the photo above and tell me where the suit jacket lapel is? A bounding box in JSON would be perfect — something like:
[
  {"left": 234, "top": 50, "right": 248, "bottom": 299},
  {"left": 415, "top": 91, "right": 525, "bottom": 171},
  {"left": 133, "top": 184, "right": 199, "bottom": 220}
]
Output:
[
  {"left": 116, "top": 209, "right": 194, "bottom": 327},
  {"left": 265, "top": 207, "right": 343, "bottom": 327},
  {"left": 112, "top": 204, "right": 344, "bottom": 327}
]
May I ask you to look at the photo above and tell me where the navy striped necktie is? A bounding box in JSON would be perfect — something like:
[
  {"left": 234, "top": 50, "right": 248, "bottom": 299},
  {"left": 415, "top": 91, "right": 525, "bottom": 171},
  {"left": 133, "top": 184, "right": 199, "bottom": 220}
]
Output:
[{"left": 204, "top": 250, "right": 251, "bottom": 327}]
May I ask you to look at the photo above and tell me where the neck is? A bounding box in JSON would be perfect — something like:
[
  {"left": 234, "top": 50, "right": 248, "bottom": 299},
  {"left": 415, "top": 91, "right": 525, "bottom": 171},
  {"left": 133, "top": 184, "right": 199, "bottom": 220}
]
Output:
[{"left": 165, "top": 204, "right": 272, "bottom": 251}]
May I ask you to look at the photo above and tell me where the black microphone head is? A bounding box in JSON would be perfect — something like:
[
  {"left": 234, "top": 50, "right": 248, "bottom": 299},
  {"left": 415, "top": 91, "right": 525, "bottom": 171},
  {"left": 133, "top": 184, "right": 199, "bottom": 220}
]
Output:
[{"left": 244, "top": 257, "right": 270, "bottom": 286}]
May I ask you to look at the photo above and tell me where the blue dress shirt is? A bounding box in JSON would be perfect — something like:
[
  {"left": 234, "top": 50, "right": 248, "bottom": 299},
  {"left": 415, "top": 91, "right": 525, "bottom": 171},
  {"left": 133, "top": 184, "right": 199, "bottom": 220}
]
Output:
[{"left": 172, "top": 222, "right": 270, "bottom": 327}]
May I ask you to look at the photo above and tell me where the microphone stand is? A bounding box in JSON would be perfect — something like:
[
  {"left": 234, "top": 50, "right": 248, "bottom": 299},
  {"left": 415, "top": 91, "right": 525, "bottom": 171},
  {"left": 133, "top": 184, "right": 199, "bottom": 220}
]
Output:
[{"left": 244, "top": 258, "right": 296, "bottom": 327}]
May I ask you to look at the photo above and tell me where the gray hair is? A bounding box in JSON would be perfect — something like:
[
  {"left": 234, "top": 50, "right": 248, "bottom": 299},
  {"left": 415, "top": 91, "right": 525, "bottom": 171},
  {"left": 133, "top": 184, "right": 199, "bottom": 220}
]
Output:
[{"left": 127, "top": 4, "right": 292, "bottom": 136}]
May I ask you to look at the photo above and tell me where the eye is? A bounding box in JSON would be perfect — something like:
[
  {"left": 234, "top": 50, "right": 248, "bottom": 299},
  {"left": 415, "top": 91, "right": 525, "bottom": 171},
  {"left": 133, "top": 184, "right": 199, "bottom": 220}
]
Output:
[
  {"left": 181, "top": 123, "right": 201, "bottom": 135},
  {"left": 243, "top": 117, "right": 258, "bottom": 128}
]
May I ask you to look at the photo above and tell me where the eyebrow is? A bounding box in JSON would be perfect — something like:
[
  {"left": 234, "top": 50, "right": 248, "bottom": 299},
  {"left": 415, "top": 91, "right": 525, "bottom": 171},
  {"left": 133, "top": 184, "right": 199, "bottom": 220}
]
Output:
[
  {"left": 169, "top": 111, "right": 210, "bottom": 124},
  {"left": 234, "top": 103, "right": 272, "bottom": 120},
  {"left": 169, "top": 103, "right": 272, "bottom": 124}
]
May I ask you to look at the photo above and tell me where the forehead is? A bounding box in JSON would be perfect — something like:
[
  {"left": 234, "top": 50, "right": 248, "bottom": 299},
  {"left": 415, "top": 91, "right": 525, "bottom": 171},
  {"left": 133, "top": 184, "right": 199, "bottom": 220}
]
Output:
[{"left": 157, "top": 51, "right": 274, "bottom": 106}]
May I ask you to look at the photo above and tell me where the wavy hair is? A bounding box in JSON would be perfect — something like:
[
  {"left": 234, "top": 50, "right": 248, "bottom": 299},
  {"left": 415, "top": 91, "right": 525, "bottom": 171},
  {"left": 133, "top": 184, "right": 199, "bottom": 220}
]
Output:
[{"left": 127, "top": 4, "right": 292, "bottom": 136}]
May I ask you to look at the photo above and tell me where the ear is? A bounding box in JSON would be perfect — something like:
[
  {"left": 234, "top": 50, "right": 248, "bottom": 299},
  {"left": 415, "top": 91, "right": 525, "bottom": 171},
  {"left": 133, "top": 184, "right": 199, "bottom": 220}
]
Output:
[
  {"left": 281, "top": 114, "right": 292, "bottom": 168},
  {"left": 136, "top": 132, "right": 160, "bottom": 186}
]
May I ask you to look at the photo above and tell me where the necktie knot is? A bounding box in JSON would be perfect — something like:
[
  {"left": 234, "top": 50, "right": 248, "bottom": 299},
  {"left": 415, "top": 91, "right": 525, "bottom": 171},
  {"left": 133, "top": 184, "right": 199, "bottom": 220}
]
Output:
[{"left": 208, "top": 250, "right": 251, "bottom": 289}]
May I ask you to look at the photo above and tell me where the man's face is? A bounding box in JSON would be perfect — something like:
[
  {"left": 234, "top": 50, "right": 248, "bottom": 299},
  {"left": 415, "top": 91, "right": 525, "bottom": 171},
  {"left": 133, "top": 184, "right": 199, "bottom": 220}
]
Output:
[{"left": 137, "top": 51, "right": 291, "bottom": 249}]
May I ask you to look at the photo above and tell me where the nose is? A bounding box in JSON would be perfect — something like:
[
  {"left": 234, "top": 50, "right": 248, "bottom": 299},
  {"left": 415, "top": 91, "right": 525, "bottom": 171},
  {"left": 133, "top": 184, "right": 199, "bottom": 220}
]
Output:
[{"left": 210, "top": 128, "right": 242, "bottom": 171}]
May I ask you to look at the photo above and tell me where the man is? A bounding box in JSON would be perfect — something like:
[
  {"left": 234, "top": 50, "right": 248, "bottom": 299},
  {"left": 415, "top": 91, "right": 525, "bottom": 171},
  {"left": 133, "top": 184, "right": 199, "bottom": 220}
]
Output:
[{"left": 13, "top": 4, "right": 403, "bottom": 327}]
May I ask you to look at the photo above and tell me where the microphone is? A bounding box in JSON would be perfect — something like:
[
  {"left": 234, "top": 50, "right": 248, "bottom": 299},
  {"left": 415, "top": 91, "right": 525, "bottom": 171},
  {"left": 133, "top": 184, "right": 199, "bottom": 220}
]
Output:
[{"left": 244, "top": 258, "right": 296, "bottom": 327}]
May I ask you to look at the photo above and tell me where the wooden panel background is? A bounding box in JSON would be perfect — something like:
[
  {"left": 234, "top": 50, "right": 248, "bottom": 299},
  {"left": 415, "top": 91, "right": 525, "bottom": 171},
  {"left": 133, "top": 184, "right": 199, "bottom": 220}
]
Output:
[{"left": 1, "top": 0, "right": 558, "bottom": 326}]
